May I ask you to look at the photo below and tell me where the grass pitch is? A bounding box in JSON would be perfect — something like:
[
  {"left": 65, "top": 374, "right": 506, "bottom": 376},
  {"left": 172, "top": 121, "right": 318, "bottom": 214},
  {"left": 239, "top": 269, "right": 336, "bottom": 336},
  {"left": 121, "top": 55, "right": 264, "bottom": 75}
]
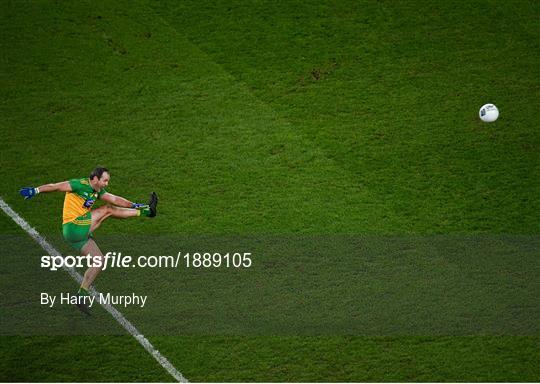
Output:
[{"left": 1, "top": 0, "right": 539, "bottom": 381}]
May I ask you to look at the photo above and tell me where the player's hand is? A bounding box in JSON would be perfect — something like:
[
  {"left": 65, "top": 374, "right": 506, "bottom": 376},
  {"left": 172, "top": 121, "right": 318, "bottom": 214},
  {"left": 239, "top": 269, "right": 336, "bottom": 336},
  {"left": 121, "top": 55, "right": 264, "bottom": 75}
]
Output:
[
  {"left": 131, "top": 203, "right": 148, "bottom": 209},
  {"left": 19, "top": 187, "right": 38, "bottom": 200}
]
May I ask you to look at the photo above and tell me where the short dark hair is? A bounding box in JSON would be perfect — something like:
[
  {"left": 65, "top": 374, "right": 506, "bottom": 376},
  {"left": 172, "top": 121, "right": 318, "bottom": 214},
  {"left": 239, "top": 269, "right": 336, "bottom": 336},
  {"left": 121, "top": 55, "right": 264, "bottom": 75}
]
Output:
[{"left": 90, "top": 167, "right": 109, "bottom": 180}]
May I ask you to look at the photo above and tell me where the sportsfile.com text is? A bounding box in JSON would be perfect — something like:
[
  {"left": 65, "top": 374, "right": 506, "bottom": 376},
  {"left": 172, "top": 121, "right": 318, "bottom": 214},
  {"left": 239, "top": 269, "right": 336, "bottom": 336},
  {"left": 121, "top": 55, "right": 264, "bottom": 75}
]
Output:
[{"left": 41, "top": 252, "right": 253, "bottom": 271}]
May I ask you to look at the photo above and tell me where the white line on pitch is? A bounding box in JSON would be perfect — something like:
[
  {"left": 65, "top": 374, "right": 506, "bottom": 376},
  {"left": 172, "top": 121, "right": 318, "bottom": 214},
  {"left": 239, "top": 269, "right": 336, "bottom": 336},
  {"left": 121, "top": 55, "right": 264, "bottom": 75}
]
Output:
[{"left": 0, "top": 197, "right": 188, "bottom": 383}]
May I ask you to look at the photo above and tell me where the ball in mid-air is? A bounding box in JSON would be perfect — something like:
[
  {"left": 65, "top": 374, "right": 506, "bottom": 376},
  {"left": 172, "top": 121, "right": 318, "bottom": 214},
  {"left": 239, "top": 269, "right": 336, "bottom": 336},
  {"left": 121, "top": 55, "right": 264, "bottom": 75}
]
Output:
[{"left": 479, "top": 103, "right": 499, "bottom": 122}]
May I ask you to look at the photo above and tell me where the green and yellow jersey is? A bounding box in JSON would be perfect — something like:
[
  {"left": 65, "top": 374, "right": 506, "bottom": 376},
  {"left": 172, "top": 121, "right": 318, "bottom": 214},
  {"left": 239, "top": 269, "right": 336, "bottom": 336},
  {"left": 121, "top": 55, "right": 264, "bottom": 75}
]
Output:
[{"left": 62, "top": 178, "right": 106, "bottom": 224}]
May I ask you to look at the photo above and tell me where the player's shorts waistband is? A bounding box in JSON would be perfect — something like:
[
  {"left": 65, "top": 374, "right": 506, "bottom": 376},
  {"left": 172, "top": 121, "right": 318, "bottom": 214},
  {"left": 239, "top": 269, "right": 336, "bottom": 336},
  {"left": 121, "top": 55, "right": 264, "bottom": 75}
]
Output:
[{"left": 70, "top": 219, "right": 92, "bottom": 225}]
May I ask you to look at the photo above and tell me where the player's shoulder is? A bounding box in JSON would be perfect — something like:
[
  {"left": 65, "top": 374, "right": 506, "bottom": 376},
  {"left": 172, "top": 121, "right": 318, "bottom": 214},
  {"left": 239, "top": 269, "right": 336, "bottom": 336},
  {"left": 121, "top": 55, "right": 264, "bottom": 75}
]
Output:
[
  {"left": 69, "top": 177, "right": 86, "bottom": 185},
  {"left": 68, "top": 177, "right": 90, "bottom": 191}
]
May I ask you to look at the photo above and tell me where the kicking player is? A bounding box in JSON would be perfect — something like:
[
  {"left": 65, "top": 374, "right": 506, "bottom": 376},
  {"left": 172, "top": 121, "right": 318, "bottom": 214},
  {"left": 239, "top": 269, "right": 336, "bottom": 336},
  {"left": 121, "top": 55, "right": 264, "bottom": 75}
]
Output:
[{"left": 19, "top": 167, "right": 157, "bottom": 314}]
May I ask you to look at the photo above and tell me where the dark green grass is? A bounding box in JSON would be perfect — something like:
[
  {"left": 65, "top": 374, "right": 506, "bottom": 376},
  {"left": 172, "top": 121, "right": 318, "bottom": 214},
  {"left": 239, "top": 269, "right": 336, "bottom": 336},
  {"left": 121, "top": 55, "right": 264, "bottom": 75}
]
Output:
[
  {"left": 0, "top": 336, "right": 172, "bottom": 382},
  {"left": 2, "top": 336, "right": 538, "bottom": 382},
  {"left": 151, "top": 336, "right": 540, "bottom": 382},
  {"left": 1, "top": 0, "right": 539, "bottom": 381},
  {"left": 153, "top": 0, "right": 540, "bottom": 234}
]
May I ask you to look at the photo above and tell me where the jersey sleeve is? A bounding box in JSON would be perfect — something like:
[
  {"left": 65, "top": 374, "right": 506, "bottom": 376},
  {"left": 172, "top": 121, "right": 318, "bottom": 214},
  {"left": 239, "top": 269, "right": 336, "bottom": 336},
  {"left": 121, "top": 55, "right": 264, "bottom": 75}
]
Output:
[{"left": 68, "top": 178, "right": 83, "bottom": 193}]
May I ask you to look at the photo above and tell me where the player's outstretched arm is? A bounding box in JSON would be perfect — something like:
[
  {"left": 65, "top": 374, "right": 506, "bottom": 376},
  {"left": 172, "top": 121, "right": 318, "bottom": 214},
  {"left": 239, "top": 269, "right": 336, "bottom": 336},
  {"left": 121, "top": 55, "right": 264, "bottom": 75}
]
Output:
[{"left": 19, "top": 181, "right": 71, "bottom": 199}]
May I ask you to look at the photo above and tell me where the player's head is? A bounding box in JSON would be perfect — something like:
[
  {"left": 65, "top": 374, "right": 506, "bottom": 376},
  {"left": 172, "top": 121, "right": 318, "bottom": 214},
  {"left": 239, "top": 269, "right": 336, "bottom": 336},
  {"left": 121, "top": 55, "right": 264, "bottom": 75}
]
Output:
[{"left": 90, "top": 166, "right": 110, "bottom": 190}]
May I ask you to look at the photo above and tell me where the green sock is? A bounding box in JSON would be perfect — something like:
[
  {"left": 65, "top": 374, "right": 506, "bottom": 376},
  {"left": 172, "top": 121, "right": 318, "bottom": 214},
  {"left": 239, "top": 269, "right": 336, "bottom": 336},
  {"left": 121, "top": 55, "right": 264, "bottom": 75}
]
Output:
[
  {"left": 140, "top": 207, "right": 151, "bottom": 217},
  {"left": 78, "top": 287, "right": 89, "bottom": 296}
]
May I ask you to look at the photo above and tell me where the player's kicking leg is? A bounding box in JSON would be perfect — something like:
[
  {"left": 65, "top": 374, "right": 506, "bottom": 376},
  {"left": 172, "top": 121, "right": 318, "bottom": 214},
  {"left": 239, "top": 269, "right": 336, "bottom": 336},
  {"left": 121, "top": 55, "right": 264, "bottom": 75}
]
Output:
[
  {"left": 75, "top": 192, "right": 157, "bottom": 314},
  {"left": 88, "top": 191, "right": 158, "bottom": 234}
]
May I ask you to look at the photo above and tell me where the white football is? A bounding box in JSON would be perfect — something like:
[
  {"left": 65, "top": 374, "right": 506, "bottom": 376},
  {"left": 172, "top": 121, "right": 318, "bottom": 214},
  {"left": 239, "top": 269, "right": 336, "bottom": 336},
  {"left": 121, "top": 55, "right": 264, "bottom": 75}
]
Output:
[{"left": 479, "top": 103, "right": 499, "bottom": 122}]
